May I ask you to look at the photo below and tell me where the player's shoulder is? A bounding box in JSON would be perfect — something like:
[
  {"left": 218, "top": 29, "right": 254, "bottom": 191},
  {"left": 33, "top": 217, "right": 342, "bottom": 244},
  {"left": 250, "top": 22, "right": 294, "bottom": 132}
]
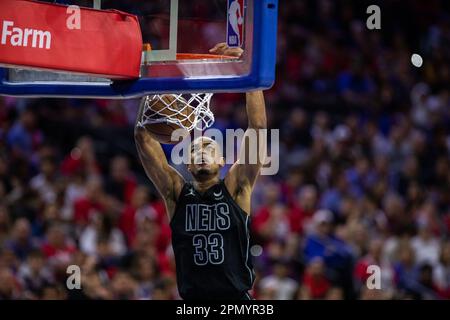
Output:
[
  {"left": 173, "top": 177, "right": 189, "bottom": 200},
  {"left": 224, "top": 168, "right": 251, "bottom": 198}
]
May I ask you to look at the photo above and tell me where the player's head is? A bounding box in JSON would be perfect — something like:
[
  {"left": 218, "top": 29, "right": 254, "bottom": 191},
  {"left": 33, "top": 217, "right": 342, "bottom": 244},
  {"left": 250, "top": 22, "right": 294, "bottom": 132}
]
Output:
[{"left": 188, "top": 136, "right": 224, "bottom": 181}]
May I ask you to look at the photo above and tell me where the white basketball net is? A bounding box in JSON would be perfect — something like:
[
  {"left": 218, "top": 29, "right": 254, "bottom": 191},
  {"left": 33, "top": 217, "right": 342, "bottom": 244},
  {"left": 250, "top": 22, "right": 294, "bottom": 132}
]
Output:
[{"left": 138, "top": 93, "right": 215, "bottom": 132}]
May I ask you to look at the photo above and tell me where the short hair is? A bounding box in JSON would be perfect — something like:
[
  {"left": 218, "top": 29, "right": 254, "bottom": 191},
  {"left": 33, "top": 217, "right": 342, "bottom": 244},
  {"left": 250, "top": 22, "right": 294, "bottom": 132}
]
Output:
[{"left": 189, "top": 136, "right": 222, "bottom": 154}]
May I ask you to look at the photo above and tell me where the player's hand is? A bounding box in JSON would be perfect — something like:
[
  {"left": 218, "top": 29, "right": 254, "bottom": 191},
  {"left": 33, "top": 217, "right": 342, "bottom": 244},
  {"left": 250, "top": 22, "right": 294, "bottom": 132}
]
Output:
[{"left": 209, "top": 42, "right": 243, "bottom": 58}]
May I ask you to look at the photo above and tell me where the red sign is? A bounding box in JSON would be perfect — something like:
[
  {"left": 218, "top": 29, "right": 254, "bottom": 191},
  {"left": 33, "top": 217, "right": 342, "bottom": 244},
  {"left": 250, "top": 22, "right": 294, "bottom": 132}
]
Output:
[{"left": 0, "top": 0, "right": 142, "bottom": 79}]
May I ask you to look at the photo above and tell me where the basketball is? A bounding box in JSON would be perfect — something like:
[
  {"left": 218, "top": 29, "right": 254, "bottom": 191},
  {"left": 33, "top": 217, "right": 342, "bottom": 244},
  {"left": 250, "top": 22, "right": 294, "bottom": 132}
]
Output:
[{"left": 141, "top": 95, "right": 194, "bottom": 144}]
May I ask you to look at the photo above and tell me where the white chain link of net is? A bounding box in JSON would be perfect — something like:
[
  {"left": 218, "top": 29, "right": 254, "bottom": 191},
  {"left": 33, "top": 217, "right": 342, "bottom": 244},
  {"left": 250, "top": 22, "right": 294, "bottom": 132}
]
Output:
[{"left": 138, "top": 93, "right": 215, "bottom": 132}]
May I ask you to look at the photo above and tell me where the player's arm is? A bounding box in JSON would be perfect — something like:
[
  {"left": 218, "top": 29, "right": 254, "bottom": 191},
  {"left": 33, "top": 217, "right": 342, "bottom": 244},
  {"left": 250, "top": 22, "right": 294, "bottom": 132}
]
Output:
[
  {"left": 210, "top": 43, "right": 267, "bottom": 201},
  {"left": 134, "top": 100, "right": 184, "bottom": 219},
  {"left": 227, "top": 91, "right": 267, "bottom": 192}
]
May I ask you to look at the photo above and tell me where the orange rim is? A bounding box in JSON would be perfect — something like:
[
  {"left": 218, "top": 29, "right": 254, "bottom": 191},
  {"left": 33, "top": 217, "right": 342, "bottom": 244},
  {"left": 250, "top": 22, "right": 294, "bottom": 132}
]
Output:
[
  {"left": 143, "top": 43, "right": 238, "bottom": 61},
  {"left": 176, "top": 53, "right": 239, "bottom": 60}
]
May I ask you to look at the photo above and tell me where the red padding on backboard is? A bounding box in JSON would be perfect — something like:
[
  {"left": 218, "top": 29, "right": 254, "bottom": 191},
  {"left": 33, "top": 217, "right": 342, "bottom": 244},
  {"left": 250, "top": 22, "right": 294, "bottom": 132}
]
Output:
[{"left": 0, "top": 0, "right": 142, "bottom": 79}]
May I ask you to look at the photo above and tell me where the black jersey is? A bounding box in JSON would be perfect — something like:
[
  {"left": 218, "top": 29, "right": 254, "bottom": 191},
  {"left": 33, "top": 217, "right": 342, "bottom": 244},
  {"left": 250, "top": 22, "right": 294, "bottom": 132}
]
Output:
[{"left": 170, "top": 179, "right": 255, "bottom": 300}]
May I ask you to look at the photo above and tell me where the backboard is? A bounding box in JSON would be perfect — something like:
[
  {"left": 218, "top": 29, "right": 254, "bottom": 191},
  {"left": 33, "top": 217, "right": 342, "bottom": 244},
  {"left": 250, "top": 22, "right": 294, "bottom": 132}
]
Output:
[{"left": 0, "top": 0, "right": 278, "bottom": 98}]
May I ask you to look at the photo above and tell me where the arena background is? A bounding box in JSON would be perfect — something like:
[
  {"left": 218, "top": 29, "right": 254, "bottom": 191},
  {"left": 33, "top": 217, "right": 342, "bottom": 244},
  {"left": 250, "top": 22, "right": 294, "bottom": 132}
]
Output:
[{"left": 1, "top": 0, "right": 450, "bottom": 300}]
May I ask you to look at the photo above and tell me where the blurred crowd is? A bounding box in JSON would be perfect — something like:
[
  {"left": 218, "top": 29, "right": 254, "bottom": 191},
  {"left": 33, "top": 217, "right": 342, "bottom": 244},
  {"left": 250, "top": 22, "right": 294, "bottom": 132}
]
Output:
[{"left": 1, "top": 0, "right": 450, "bottom": 300}]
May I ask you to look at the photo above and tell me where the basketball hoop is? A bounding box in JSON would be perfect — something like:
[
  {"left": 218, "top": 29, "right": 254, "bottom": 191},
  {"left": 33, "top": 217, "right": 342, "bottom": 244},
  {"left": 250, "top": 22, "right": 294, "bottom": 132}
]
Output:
[
  {"left": 139, "top": 93, "right": 215, "bottom": 132},
  {"left": 137, "top": 53, "right": 240, "bottom": 132}
]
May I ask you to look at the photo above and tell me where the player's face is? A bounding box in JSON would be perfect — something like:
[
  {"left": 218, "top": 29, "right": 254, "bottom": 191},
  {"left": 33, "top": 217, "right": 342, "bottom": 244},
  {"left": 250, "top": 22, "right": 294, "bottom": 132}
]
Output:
[{"left": 188, "top": 137, "right": 224, "bottom": 179}]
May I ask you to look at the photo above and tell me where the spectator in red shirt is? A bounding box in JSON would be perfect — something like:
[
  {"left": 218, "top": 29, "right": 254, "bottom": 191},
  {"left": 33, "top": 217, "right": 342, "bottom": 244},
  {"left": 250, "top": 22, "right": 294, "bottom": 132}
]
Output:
[
  {"left": 354, "top": 238, "right": 395, "bottom": 298},
  {"left": 280, "top": 169, "right": 304, "bottom": 206},
  {"left": 73, "top": 178, "right": 106, "bottom": 227},
  {"left": 253, "top": 183, "right": 284, "bottom": 244},
  {"left": 41, "top": 224, "right": 76, "bottom": 277},
  {"left": 253, "top": 204, "right": 291, "bottom": 246},
  {"left": 289, "top": 185, "right": 318, "bottom": 234},
  {"left": 136, "top": 208, "right": 171, "bottom": 255},
  {"left": 104, "top": 156, "right": 137, "bottom": 205},
  {"left": 61, "top": 136, "right": 100, "bottom": 177},
  {"left": 120, "top": 186, "right": 168, "bottom": 247},
  {"left": 298, "top": 257, "right": 331, "bottom": 300}
]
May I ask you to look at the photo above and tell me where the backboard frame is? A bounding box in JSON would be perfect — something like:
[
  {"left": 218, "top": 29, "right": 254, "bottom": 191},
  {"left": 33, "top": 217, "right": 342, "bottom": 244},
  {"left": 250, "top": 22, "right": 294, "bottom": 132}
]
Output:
[{"left": 0, "top": 0, "right": 278, "bottom": 98}]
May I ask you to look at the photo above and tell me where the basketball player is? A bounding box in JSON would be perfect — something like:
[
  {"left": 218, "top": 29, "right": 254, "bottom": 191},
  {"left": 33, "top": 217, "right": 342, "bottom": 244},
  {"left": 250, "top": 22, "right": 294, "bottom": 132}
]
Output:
[{"left": 134, "top": 44, "right": 266, "bottom": 300}]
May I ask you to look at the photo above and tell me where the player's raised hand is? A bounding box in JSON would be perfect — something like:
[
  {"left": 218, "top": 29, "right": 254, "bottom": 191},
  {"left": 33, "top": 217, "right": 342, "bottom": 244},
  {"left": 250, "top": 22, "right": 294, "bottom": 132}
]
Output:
[{"left": 209, "top": 42, "right": 243, "bottom": 58}]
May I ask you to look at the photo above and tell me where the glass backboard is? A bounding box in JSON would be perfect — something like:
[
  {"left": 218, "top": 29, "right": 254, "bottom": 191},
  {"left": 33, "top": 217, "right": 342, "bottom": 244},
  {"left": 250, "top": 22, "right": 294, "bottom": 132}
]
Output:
[{"left": 0, "top": 0, "right": 278, "bottom": 98}]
